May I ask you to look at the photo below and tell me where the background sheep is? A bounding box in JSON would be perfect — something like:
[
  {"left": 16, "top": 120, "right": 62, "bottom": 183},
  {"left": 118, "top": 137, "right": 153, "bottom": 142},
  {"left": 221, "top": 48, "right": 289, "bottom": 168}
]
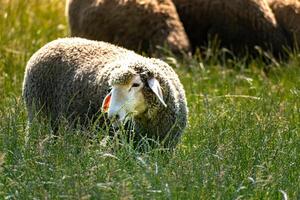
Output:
[
  {"left": 66, "top": 0, "right": 191, "bottom": 54},
  {"left": 172, "top": 0, "right": 288, "bottom": 55},
  {"left": 268, "top": 0, "right": 300, "bottom": 48},
  {"left": 22, "top": 37, "right": 188, "bottom": 148}
]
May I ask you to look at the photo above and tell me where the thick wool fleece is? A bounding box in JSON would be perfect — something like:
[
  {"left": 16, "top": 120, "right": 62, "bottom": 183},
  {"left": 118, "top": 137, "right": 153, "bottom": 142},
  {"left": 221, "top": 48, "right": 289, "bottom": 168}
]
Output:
[
  {"left": 107, "top": 58, "right": 188, "bottom": 147},
  {"left": 66, "top": 0, "right": 190, "bottom": 54},
  {"left": 22, "top": 37, "right": 188, "bottom": 147},
  {"left": 173, "top": 0, "right": 288, "bottom": 55},
  {"left": 268, "top": 0, "right": 300, "bottom": 47}
]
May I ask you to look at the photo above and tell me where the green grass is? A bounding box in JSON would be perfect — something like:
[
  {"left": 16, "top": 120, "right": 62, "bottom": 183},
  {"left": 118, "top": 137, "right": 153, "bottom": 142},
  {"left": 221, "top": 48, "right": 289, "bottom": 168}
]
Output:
[{"left": 1, "top": 0, "right": 300, "bottom": 199}]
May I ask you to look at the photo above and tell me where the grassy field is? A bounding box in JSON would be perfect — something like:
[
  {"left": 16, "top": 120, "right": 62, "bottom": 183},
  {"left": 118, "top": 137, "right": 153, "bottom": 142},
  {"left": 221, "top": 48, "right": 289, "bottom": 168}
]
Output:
[{"left": 1, "top": 0, "right": 300, "bottom": 199}]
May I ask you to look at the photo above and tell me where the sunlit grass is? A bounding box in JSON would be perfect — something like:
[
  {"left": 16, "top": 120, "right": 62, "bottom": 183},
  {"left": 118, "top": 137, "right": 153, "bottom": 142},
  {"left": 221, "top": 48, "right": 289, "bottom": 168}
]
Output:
[{"left": 0, "top": 0, "right": 300, "bottom": 199}]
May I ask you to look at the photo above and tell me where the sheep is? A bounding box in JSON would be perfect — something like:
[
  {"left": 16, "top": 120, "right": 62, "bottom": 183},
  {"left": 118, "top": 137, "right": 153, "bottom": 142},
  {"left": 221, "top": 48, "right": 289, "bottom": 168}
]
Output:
[
  {"left": 66, "top": 0, "right": 191, "bottom": 55},
  {"left": 172, "top": 0, "right": 288, "bottom": 56},
  {"left": 22, "top": 37, "right": 188, "bottom": 148},
  {"left": 268, "top": 0, "right": 300, "bottom": 48}
]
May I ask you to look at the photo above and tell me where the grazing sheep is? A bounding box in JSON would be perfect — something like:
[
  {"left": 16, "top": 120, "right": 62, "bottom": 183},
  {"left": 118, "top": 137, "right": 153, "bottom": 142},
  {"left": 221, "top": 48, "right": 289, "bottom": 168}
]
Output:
[
  {"left": 22, "top": 37, "right": 188, "bottom": 148},
  {"left": 172, "top": 0, "right": 288, "bottom": 55},
  {"left": 66, "top": 0, "right": 191, "bottom": 54},
  {"left": 268, "top": 0, "right": 300, "bottom": 47}
]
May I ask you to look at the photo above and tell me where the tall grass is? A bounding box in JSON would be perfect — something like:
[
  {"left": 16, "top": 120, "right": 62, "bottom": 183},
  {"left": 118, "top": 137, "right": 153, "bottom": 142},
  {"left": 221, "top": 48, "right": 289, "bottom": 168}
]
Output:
[{"left": 0, "top": 0, "right": 300, "bottom": 199}]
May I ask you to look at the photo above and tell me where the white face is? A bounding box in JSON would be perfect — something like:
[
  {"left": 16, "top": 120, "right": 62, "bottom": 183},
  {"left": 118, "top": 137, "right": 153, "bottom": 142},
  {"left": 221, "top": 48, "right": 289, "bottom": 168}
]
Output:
[{"left": 105, "top": 75, "right": 147, "bottom": 126}]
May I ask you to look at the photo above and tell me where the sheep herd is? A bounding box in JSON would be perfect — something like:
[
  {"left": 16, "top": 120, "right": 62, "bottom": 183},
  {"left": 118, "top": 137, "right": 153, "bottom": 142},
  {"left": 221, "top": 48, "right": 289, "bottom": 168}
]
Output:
[
  {"left": 23, "top": 0, "right": 299, "bottom": 149},
  {"left": 66, "top": 0, "right": 300, "bottom": 55}
]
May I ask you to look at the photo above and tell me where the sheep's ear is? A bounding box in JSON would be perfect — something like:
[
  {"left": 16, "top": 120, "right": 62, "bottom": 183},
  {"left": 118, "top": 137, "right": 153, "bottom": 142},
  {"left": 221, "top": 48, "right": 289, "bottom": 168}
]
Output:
[
  {"left": 101, "top": 92, "right": 111, "bottom": 113},
  {"left": 148, "top": 78, "right": 167, "bottom": 107}
]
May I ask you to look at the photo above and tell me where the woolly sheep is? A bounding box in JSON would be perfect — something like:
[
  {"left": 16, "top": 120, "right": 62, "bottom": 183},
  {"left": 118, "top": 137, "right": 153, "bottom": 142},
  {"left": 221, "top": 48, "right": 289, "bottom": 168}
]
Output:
[
  {"left": 22, "top": 37, "right": 188, "bottom": 148},
  {"left": 172, "top": 0, "right": 288, "bottom": 55},
  {"left": 268, "top": 0, "right": 300, "bottom": 47},
  {"left": 66, "top": 0, "right": 191, "bottom": 54}
]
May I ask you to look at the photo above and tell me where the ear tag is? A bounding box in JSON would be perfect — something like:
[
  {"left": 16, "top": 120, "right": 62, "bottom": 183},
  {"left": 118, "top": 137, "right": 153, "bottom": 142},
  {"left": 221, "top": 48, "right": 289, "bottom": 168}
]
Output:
[
  {"left": 101, "top": 92, "right": 111, "bottom": 113},
  {"left": 148, "top": 78, "right": 167, "bottom": 107}
]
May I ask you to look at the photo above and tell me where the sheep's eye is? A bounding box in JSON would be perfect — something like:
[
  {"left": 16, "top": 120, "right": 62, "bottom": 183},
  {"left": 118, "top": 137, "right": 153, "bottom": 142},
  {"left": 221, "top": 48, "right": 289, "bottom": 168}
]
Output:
[{"left": 132, "top": 83, "right": 140, "bottom": 88}]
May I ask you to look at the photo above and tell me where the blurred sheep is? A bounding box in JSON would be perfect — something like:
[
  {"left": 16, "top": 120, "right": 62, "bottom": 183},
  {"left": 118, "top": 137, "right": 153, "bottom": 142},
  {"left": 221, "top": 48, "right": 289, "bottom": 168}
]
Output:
[
  {"left": 268, "top": 0, "right": 300, "bottom": 48},
  {"left": 173, "top": 0, "right": 288, "bottom": 55},
  {"left": 66, "top": 0, "right": 191, "bottom": 54}
]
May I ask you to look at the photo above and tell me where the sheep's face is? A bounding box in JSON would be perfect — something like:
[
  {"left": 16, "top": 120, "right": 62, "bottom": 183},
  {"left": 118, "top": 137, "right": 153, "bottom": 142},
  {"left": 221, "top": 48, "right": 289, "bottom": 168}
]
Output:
[
  {"left": 102, "top": 75, "right": 147, "bottom": 126},
  {"left": 102, "top": 74, "right": 167, "bottom": 127}
]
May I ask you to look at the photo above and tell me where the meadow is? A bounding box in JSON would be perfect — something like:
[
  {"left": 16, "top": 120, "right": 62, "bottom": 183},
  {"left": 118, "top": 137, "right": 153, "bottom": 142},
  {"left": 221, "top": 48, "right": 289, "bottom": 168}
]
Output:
[{"left": 0, "top": 0, "right": 299, "bottom": 199}]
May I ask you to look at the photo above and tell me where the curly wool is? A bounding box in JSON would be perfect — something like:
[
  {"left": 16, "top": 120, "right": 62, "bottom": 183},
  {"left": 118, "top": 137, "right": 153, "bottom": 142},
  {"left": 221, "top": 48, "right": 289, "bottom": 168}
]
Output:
[{"left": 23, "top": 37, "right": 188, "bottom": 148}]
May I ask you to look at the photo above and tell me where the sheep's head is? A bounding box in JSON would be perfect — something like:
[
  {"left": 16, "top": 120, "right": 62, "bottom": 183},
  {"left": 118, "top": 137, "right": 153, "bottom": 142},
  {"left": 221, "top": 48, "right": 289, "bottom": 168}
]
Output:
[{"left": 101, "top": 66, "right": 167, "bottom": 127}]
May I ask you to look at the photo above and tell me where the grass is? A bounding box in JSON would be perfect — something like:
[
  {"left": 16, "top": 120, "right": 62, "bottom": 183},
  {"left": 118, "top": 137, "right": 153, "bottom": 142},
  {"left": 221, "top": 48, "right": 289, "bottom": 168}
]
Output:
[{"left": 0, "top": 0, "right": 300, "bottom": 199}]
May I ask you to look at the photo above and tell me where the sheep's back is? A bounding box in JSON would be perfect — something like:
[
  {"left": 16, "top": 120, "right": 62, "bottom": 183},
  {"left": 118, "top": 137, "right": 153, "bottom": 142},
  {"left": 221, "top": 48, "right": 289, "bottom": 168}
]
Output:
[
  {"left": 23, "top": 38, "right": 131, "bottom": 124},
  {"left": 66, "top": 0, "right": 190, "bottom": 54},
  {"left": 173, "top": 0, "right": 288, "bottom": 55}
]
